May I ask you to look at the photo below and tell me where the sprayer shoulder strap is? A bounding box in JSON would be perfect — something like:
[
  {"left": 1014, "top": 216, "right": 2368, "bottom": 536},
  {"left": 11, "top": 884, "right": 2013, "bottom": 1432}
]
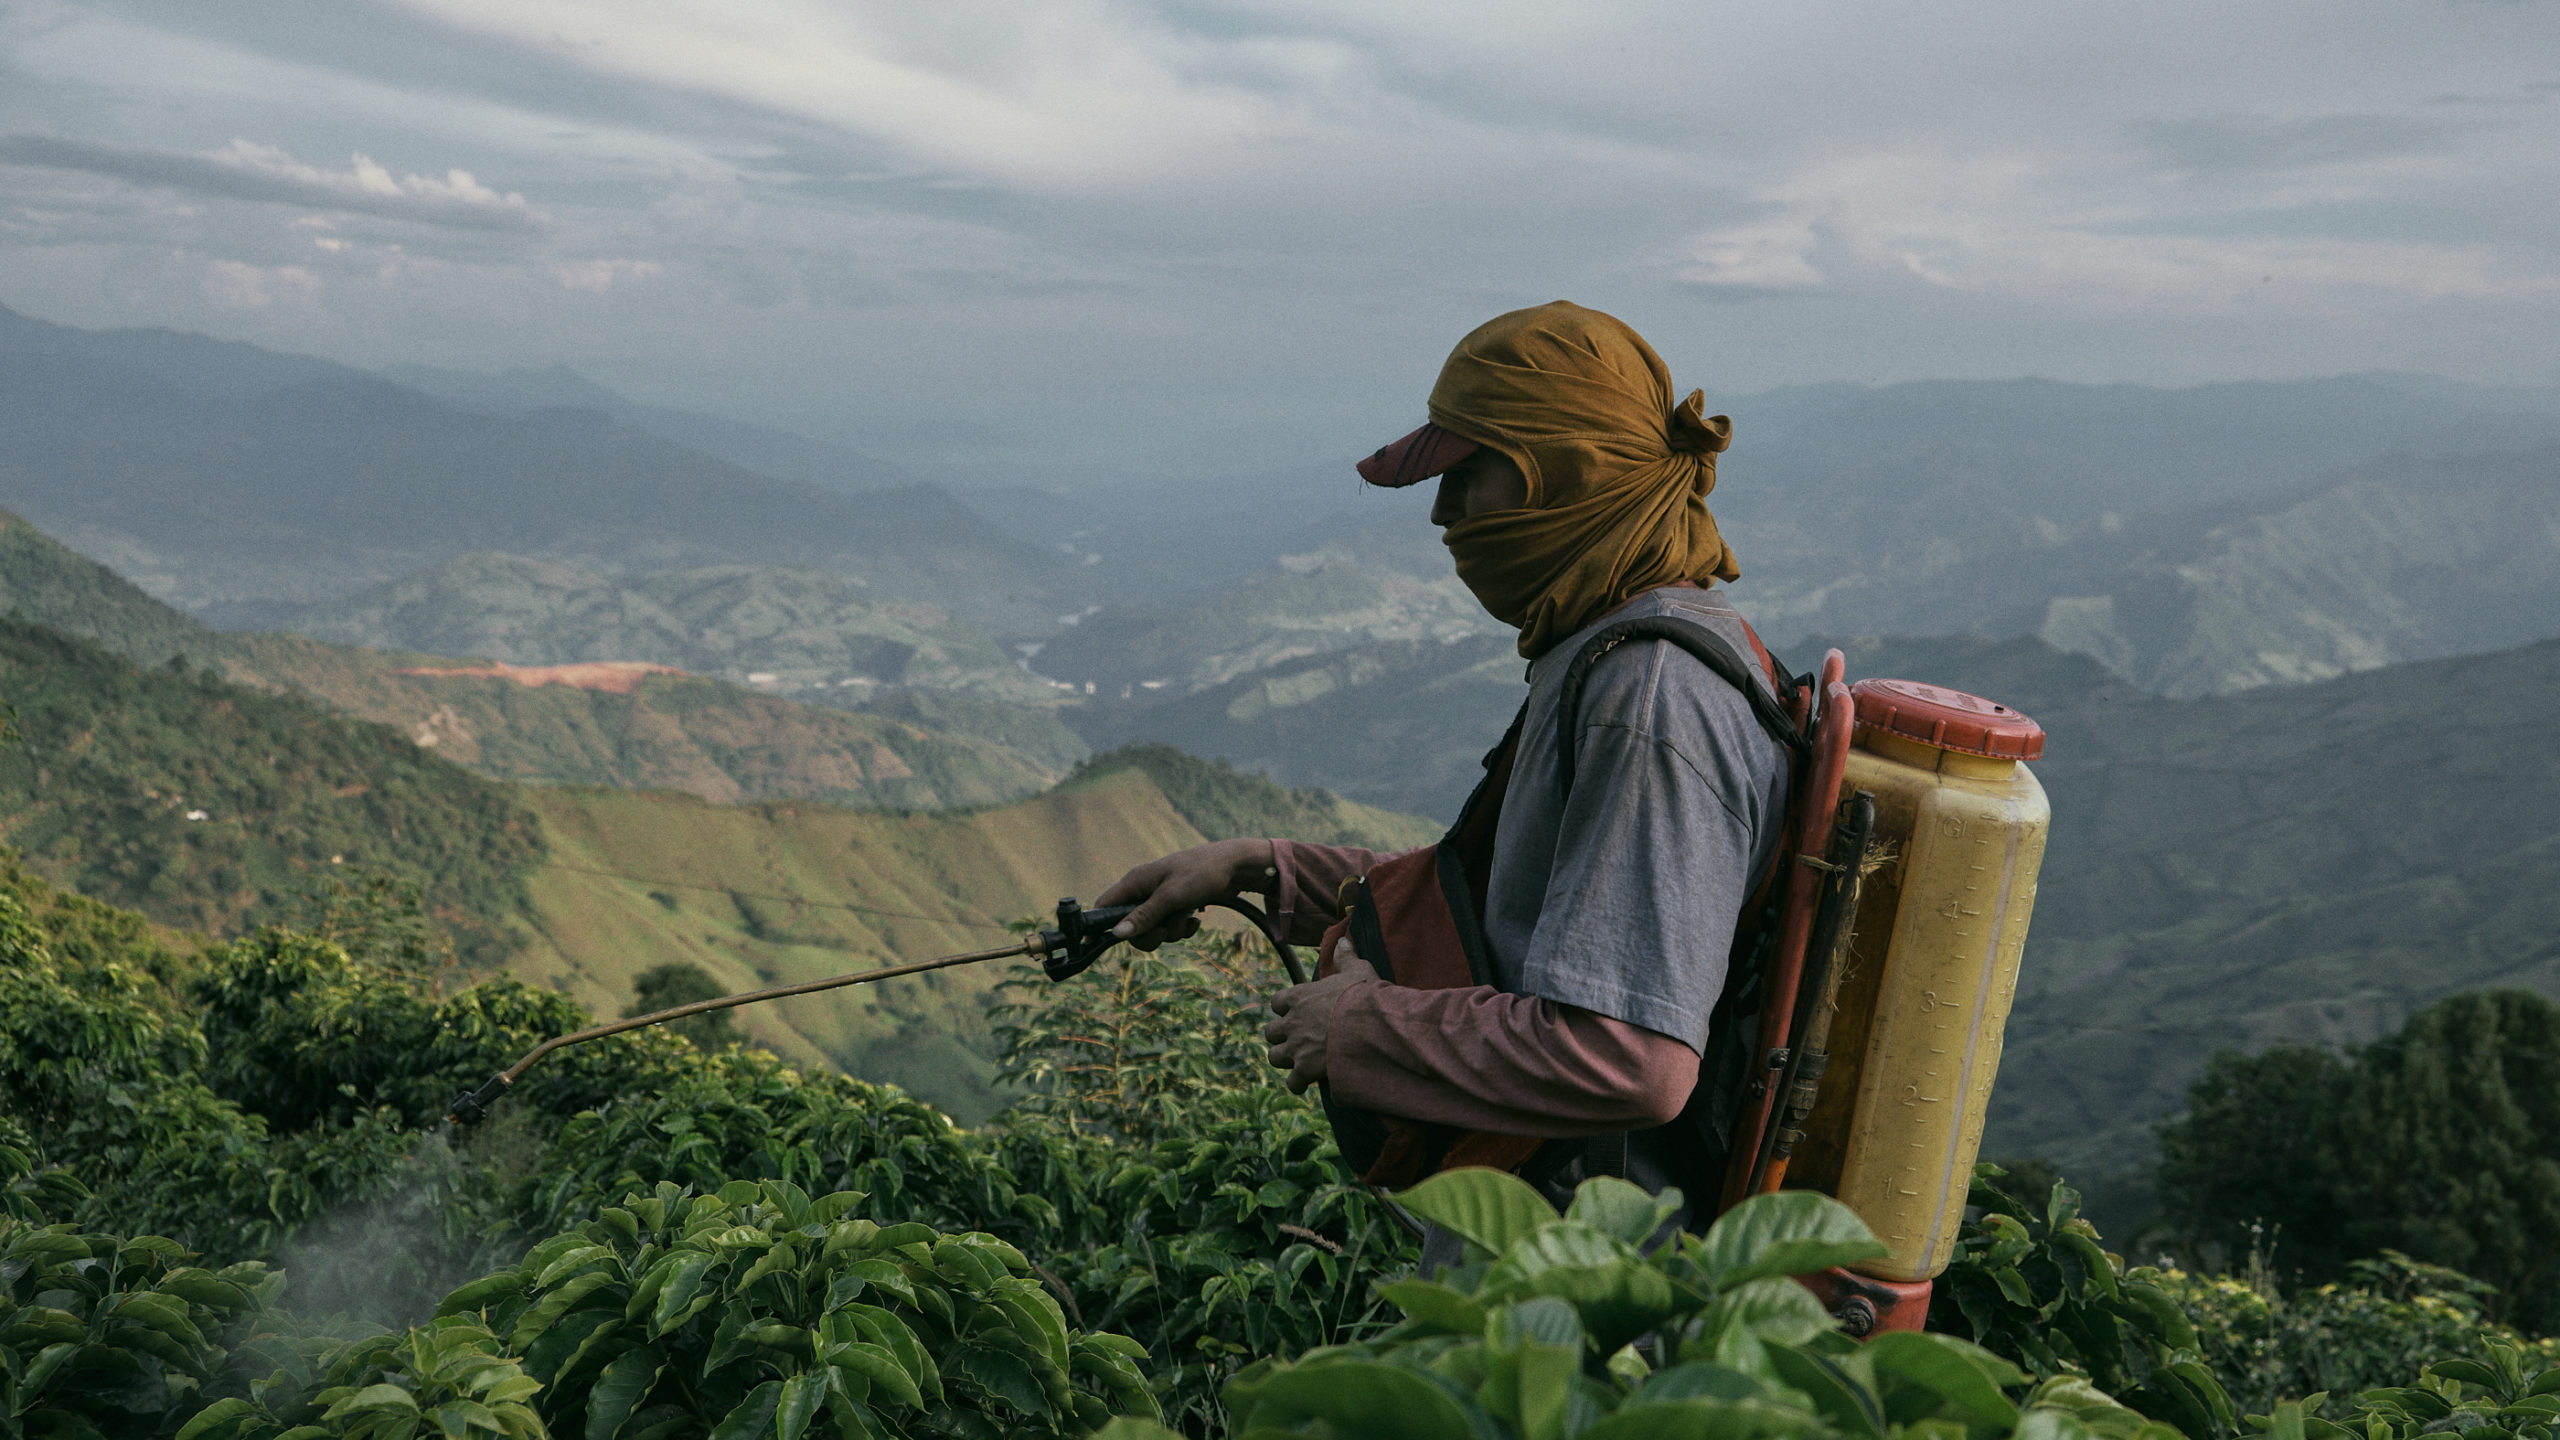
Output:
[{"left": 1551, "top": 615, "right": 1809, "bottom": 793}]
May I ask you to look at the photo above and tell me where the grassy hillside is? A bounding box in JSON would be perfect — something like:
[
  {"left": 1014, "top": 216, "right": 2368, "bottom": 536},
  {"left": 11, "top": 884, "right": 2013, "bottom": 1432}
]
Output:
[
  {"left": 0, "top": 586, "right": 1436, "bottom": 1120},
  {"left": 0, "top": 512, "right": 1070, "bottom": 810},
  {"left": 513, "top": 742, "right": 1438, "bottom": 1121},
  {"left": 0, "top": 617, "right": 541, "bottom": 966},
  {"left": 1817, "top": 632, "right": 2560, "bottom": 1230},
  {"left": 219, "top": 630, "right": 1062, "bottom": 810},
  {"left": 1064, "top": 743, "right": 1442, "bottom": 850},
  {"left": 0, "top": 508, "right": 223, "bottom": 671},
  {"left": 514, "top": 770, "right": 1210, "bottom": 1122}
]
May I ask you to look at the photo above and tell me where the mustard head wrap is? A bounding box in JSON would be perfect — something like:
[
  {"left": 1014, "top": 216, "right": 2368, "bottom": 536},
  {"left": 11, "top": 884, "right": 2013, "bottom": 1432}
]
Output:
[{"left": 1430, "top": 301, "right": 1737, "bottom": 659}]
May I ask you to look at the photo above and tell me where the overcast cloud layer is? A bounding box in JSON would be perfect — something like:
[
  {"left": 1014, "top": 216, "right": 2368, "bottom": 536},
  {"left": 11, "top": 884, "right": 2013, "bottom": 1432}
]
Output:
[{"left": 3, "top": 0, "right": 2555, "bottom": 474}]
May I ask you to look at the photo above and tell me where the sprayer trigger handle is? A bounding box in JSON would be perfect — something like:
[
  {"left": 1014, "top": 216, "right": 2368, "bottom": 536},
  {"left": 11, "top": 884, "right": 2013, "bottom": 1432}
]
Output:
[{"left": 1037, "top": 897, "right": 1139, "bottom": 981}]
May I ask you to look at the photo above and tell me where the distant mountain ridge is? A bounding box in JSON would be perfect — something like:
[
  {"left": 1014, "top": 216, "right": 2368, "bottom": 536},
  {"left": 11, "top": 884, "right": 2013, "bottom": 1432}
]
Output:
[
  {"left": 378, "top": 361, "right": 914, "bottom": 496},
  {"left": 0, "top": 303, "right": 1077, "bottom": 633},
  {"left": 282, "top": 551, "right": 1050, "bottom": 700}
]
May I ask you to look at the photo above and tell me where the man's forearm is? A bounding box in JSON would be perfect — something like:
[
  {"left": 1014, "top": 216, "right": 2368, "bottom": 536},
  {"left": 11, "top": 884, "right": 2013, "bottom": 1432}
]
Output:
[{"left": 1327, "top": 984, "right": 1698, "bottom": 1137}]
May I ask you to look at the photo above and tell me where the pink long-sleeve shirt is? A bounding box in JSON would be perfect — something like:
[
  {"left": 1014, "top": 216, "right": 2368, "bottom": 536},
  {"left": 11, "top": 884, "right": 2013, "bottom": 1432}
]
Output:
[{"left": 1269, "top": 838, "right": 1697, "bottom": 1137}]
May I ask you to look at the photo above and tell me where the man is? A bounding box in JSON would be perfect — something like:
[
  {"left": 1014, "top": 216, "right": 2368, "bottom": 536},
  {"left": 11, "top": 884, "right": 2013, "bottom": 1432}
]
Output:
[{"left": 1095, "top": 301, "right": 1792, "bottom": 1220}]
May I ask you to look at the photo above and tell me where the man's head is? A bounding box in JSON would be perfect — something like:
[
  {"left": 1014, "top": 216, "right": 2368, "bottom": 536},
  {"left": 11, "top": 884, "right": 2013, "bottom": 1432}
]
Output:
[
  {"left": 1353, "top": 301, "right": 1739, "bottom": 658},
  {"left": 1428, "top": 448, "right": 1529, "bottom": 528}
]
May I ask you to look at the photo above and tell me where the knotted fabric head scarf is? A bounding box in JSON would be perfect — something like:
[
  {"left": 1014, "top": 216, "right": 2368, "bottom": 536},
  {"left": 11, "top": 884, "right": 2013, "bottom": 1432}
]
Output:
[{"left": 1432, "top": 301, "right": 1737, "bottom": 659}]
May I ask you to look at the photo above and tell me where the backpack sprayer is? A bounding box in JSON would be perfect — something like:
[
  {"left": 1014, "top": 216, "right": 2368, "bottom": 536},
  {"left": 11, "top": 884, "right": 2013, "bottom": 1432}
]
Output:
[{"left": 443, "top": 895, "right": 1303, "bottom": 1127}]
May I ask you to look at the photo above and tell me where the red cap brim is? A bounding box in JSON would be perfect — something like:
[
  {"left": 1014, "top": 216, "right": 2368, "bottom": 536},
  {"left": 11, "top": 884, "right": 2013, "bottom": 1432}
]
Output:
[{"left": 1356, "top": 422, "right": 1479, "bottom": 488}]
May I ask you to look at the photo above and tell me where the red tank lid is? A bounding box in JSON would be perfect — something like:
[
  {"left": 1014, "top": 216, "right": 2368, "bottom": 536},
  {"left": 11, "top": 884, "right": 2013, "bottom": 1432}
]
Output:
[{"left": 1849, "top": 678, "right": 2046, "bottom": 761}]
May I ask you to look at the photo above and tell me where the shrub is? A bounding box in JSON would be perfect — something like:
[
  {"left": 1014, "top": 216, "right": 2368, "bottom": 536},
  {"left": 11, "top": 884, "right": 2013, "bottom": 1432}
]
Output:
[
  {"left": 987, "top": 934, "right": 1272, "bottom": 1144},
  {"left": 625, "top": 965, "right": 736, "bottom": 1051},
  {"left": 0, "top": 1202, "right": 281, "bottom": 1440},
  {"left": 1113, "top": 1171, "right": 2182, "bottom": 1440},
  {"left": 1934, "top": 1164, "right": 2239, "bottom": 1438},
  {"left": 2157, "top": 1249, "right": 2560, "bottom": 1419},
  {"left": 434, "top": 1178, "right": 1151, "bottom": 1440},
  {"left": 2155, "top": 991, "right": 2560, "bottom": 1332},
  {"left": 2284, "top": 1334, "right": 2560, "bottom": 1440}
]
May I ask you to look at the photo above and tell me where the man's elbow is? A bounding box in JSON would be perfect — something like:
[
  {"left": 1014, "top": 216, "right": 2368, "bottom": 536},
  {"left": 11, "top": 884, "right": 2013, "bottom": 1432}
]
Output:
[{"left": 1603, "top": 1051, "right": 1698, "bottom": 1129}]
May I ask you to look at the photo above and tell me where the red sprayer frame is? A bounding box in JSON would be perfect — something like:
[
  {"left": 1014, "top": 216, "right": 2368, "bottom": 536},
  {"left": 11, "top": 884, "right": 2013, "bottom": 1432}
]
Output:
[{"left": 1708, "top": 651, "right": 1930, "bottom": 1331}]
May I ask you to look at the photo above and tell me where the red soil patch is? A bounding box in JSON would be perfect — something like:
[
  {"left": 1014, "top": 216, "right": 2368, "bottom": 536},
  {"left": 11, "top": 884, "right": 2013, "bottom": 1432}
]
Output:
[{"left": 393, "top": 660, "right": 687, "bottom": 694}]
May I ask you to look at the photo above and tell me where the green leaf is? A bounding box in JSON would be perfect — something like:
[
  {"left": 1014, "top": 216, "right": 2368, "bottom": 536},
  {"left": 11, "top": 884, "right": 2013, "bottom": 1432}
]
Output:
[
  {"left": 1693, "top": 1193, "right": 1887, "bottom": 1289},
  {"left": 1769, "top": 1346, "right": 1885, "bottom": 1440},
  {"left": 1568, "top": 1178, "right": 1681, "bottom": 1248},
  {"left": 956, "top": 1347, "right": 1049, "bottom": 1419},
  {"left": 1481, "top": 1221, "right": 1682, "bottom": 1353},
  {"left": 438, "top": 1271, "right": 531, "bottom": 1319},
  {"left": 584, "top": 1347, "right": 664, "bottom": 1440},
  {"left": 708, "top": 1381, "right": 782, "bottom": 1440},
  {"left": 1483, "top": 1319, "right": 1579, "bottom": 1440},
  {"left": 511, "top": 1272, "right": 620, "bottom": 1351},
  {"left": 988, "top": 1290, "right": 1071, "bottom": 1375},
  {"left": 774, "top": 1373, "right": 827, "bottom": 1440},
  {"left": 1227, "top": 1358, "right": 1477, "bottom": 1440},
  {"left": 1697, "top": 1277, "right": 1838, "bottom": 1350},
  {"left": 1393, "top": 1168, "right": 1560, "bottom": 1257},
  {"left": 1579, "top": 1396, "right": 1831, "bottom": 1439},
  {"left": 830, "top": 1342, "right": 923, "bottom": 1413},
  {"left": 1635, "top": 1362, "right": 1776, "bottom": 1403},
  {"left": 649, "top": 1253, "right": 717, "bottom": 1337},
  {"left": 1865, "top": 1332, "right": 2023, "bottom": 1440},
  {"left": 175, "top": 1396, "right": 258, "bottom": 1440},
  {"left": 325, "top": 1385, "right": 424, "bottom": 1420},
  {"left": 1378, "top": 1280, "right": 1489, "bottom": 1336}
]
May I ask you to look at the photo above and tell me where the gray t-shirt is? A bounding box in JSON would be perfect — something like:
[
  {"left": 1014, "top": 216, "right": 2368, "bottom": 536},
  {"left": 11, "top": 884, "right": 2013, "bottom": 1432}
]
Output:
[{"left": 1483, "top": 586, "right": 1794, "bottom": 1052}]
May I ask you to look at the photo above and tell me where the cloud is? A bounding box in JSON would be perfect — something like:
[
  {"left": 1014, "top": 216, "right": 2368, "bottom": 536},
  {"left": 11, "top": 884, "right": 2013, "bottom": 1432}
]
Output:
[
  {"left": 378, "top": 0, "right": 1365, "bottom": 189},
  {"left": 2137, "top": 113, "right": 2469, "bottom": 175},
  {"left": 1681, "top": 218, "right": 1826, "bottom": 291},
  {"left": 201, "top": 258, "right": 321, "bottom": 310},
  {"left": 0, "top": 133, "right": 545, "bottom": 231},
  {"left": 1671, "top": 144, "right": 2560, "bottom": 313},
  {"left": 550, "top": 257, "right": 662, "bottom": 292}
]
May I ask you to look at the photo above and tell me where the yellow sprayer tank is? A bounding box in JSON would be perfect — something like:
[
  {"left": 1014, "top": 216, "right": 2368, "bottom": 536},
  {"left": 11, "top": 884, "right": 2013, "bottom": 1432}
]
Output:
[{"left": 1789, "top": 679, "right": 2050, "bottom": 1283}]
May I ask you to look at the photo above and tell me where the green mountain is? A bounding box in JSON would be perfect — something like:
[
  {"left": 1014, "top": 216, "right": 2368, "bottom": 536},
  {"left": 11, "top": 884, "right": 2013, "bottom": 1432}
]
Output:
[
  {"left": 0, "top": 616, "right": 541, "bottom": 967},
  {"left": 0, "top": 303, "right": 1079, "bottom": 633},
  {"left": 1760, "top": 443, "right": 2560, "bottom": 700},
  {"left": 281, "top": 551, "right": 1062, "bottom": 702},
  {"left": 377, "top": 361, "right": 915, "bottom": 496},
  {"left": 1813, "top": 632, "right": 2560, "bottom": 1230},
  {"left": 1701, "top": 375, "right": 2560, "bottom": 673},
  {"left": 216, "top": 631, "right": 1064, "bottom": 811},
  {"left": 0, "top": 509, "right": 1069, "bottom": 810},
  {"left": 1063, "top": 744, "right": 1440, "bottom": 852}
]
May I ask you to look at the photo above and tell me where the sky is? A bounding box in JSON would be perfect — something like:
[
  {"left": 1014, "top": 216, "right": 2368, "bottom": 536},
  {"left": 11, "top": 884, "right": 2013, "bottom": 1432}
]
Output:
[{"left": 3, "top": 0, "right": 2557, "bottom": 475}]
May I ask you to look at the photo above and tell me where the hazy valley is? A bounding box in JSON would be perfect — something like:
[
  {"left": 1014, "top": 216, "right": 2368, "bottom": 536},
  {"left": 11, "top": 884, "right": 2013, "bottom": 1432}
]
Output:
[{"left": 5, "top": 303, "right": 2559, "bottom": 1226}]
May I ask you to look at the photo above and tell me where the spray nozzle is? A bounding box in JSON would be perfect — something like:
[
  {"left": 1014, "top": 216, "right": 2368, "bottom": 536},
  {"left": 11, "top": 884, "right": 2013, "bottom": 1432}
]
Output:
[
  {"left": 1036, "top": 896, "right": 1136, "bottom": 981},
  {"left": 445, "top": 1071, "right": 512, "bottom": 1127}
]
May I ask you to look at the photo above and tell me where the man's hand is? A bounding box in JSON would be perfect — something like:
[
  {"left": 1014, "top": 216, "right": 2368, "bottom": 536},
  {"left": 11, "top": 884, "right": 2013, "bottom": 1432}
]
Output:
[
  {"left": 1264, "top": 939, "right": 1379, "bottom": 1093},
  {"left": 1095, "top": 838, "right": 1276, "bottom": 951}
]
